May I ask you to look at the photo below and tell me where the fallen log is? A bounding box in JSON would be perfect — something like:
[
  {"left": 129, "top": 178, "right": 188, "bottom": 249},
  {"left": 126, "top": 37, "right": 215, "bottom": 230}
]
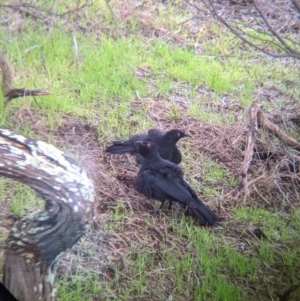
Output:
[{"left": 0, "top": 128, "right": 94, "bottom": 301}]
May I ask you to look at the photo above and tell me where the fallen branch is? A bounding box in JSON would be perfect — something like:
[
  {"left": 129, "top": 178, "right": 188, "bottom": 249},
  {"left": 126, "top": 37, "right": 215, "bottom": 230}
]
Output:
[
  {"left": 238, "top": 101, "right": 300, "bottom": 191},
  {"left": 238, "top": 101, "right": 261, "bottom": 191},
  {"left": 4, "top": 88, "right": 49, "bottom": 101},
  {"left": 0, "top": 51, "right": 49, "bottom": 102},
  {"left": 258, "top": 110, "right": 300, "bottom": 151},
  {"left": 268, "top": 109, "right": 300, "bottom": 127}
]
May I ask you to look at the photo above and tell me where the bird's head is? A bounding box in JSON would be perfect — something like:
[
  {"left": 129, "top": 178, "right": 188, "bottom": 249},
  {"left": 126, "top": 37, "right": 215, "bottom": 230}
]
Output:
[
  {"left": 165, "top": 129, "right": 191, "bottom": 142},
  {"left": 134, "top": 140, "right": 157, "bottom": 157}
]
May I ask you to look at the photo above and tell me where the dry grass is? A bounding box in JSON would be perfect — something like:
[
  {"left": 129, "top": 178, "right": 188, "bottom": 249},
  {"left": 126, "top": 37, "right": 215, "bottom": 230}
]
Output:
[
  {"left": 0, "top": 0, "right": 300, "bottom": 300},
  {"left": 5, "top": 96, "right": 297, "bottom": 300}
]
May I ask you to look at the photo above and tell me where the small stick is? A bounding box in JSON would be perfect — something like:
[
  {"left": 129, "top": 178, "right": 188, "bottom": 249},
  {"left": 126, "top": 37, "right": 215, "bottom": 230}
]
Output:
[
  {"left": 238, "top": 101, "right": 261, "bottom": 191},
  {"left": 258, "top": 110, "right": 300, "bottom": 151}
]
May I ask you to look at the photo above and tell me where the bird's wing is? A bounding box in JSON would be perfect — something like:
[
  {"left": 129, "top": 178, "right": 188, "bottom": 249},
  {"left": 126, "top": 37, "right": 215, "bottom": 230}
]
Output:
[
  {"left": 106, "top": 139, "right": 135, "bottom": 154},
  {"left": 142, "top": 170, "right": 193, "bottom": 204},
  {"left": 148, "top": 129, "right": 165, "bottom": 140},
  {"left": 129, "top": 133, "right": 148, "bottom": 143},
  {"left": 142, "top": 170, "right": 219, "bottom": 226}
]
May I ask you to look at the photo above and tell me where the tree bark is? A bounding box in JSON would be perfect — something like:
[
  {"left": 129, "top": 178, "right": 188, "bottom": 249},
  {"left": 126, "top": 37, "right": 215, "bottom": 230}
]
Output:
[{"left": 0, "top": 128, "right": 95, "bottom": 301}]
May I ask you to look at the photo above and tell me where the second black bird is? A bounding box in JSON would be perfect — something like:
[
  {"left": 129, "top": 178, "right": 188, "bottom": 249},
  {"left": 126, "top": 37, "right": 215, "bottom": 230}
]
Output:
[
  {"left": 106, "top": 129, "right": 190, "bottom": 165},
  {"left": 134, "top": 140, "right": 219, "bottom": 226}
]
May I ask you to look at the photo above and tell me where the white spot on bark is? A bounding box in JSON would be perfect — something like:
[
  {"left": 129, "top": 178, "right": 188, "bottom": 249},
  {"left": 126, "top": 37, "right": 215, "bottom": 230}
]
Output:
[
  {"left": 15, "top": 161, "right": 26, "bottom": 169},
  {"left": 55, "top": 177, "right": 63, "bottom": 183},
  {"left": 0, "top": 129, "right": 27, "bottom": 143},
  {"left": 38, "top": 283, "right": 43, "bottom": 292},
  {"left": 36, "top": 141, "right": 72, "bottom": 168},
  {"left": 45, "top": 272, "right": 55, "bottom": 284},
  {"left": 50, "top": 288, "right": 57, "bottom": 298},
  {"left": 33, "top": 286, "right": 37, "bottom": 292},
  {"left": 73, "top": 205, "right": 79, "bottom": 213}
]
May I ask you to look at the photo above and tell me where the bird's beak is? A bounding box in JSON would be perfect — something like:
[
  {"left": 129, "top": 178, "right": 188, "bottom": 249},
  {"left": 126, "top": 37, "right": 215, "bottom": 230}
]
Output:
[{"left": 184, "top": 133, "right": 191, "bottom": 138}]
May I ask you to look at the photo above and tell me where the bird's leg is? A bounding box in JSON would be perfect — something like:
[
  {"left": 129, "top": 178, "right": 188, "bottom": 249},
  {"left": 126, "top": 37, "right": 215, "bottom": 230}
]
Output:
[
  {"left": 159, "top": 200, "right": 165, "bottom": 210},
  {"left": 179, "top": 202, "right": 187, "bottom": 211},
  {"left": 168, "top": 200, "right": 173, "bottom": 210}
]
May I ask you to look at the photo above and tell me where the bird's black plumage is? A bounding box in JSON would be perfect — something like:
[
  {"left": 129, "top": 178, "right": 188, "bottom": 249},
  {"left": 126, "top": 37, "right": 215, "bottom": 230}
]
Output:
[
  {"left": 134, "top": 140, "right": 219, "bottom": 226},
  {"left": 106, "top": 129, "right": 190, "bottom": 164}
]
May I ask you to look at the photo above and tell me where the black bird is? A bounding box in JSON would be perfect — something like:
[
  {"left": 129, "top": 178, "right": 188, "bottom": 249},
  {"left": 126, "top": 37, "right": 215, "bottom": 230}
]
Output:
[
  {"left": 134, "top": 140, "right": 219, "bottom": 226},
  {"left": 106, "top": 129, "right": 190, "bottom": 164}
]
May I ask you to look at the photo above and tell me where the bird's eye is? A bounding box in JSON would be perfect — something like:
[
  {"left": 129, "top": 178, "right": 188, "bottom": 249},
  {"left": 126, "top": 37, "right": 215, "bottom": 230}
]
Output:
[
  {"left": 147, "top": 142, "right": 152, "bottom": 148},
  {"left": 177, "top": 133, "right": 181, "bottom": 137}
]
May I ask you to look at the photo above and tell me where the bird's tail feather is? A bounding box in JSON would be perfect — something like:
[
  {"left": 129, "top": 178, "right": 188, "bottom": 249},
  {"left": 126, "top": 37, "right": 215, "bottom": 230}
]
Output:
[
  {"left": 106, "top": 140, "right": 136, "bottom": 154},
  {"left": 191, "top": 201, "right": 219, "bottom": 226}
]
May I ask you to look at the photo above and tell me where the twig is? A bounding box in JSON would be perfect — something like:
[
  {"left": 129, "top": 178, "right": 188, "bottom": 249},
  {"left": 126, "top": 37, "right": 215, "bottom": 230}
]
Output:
[
  {"left": 5, "top": 88, "right": 49, "bottom": 101},
  {"left": 104, "top": 0, "right": 119, "bottom": 37},
  {"left": 185, "top": 0, "right": 300, "bottom": 60},
  {"left": 238, "top": 101, "right": 261, "bottom": 191},
  {"left": 40, "top": 47, "right": 50, "bottom": 79},
  {"left": 253, "top": 0, "right": 296, "bottom": 54},
  {"left": 230, "top": 21, "right": 294, "bottom": 53},
  {"left": 0, "top": 51, "right": 49, "bottom": 102},
  {"left": 69, "top": 34, "right": 81, "bottom": 68},
  {"left": 0, "top": 51, "right": 13, "bottom": 95},
  {"left": 274, "top": 180, "right": 293, "bottom": 207},
  {"left": 257, "top": 110, "right": 300, "bottom": 151},
  {"left": 253, "top": 184, "right": 270, "bottom": 205},
  {"left": 1, "top": 1, "right": 94, "bottom": 18}
]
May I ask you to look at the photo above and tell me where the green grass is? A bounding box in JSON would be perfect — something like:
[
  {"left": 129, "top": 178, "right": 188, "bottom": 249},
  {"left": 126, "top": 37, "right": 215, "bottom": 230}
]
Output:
[
  {"left": 0, "top": 1, "right": 300, "bottom": 301},
  {"left": 58, "top": 207, "right": 284, "bottom": 301},
  {"left": 1, "top": 21, "right": 297, "bottom": 134},
  {"left": 233, "top": 206, "right": 300, "bottom": 288},
  {"left": 57, "top": 272, "right": 101, "bottom": 301},
  {"left": 0, "top": 178, "right": 44, "bottom": 216},
  {"left": 181, "top": 152, "right": 237, "bottom": 196}
]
